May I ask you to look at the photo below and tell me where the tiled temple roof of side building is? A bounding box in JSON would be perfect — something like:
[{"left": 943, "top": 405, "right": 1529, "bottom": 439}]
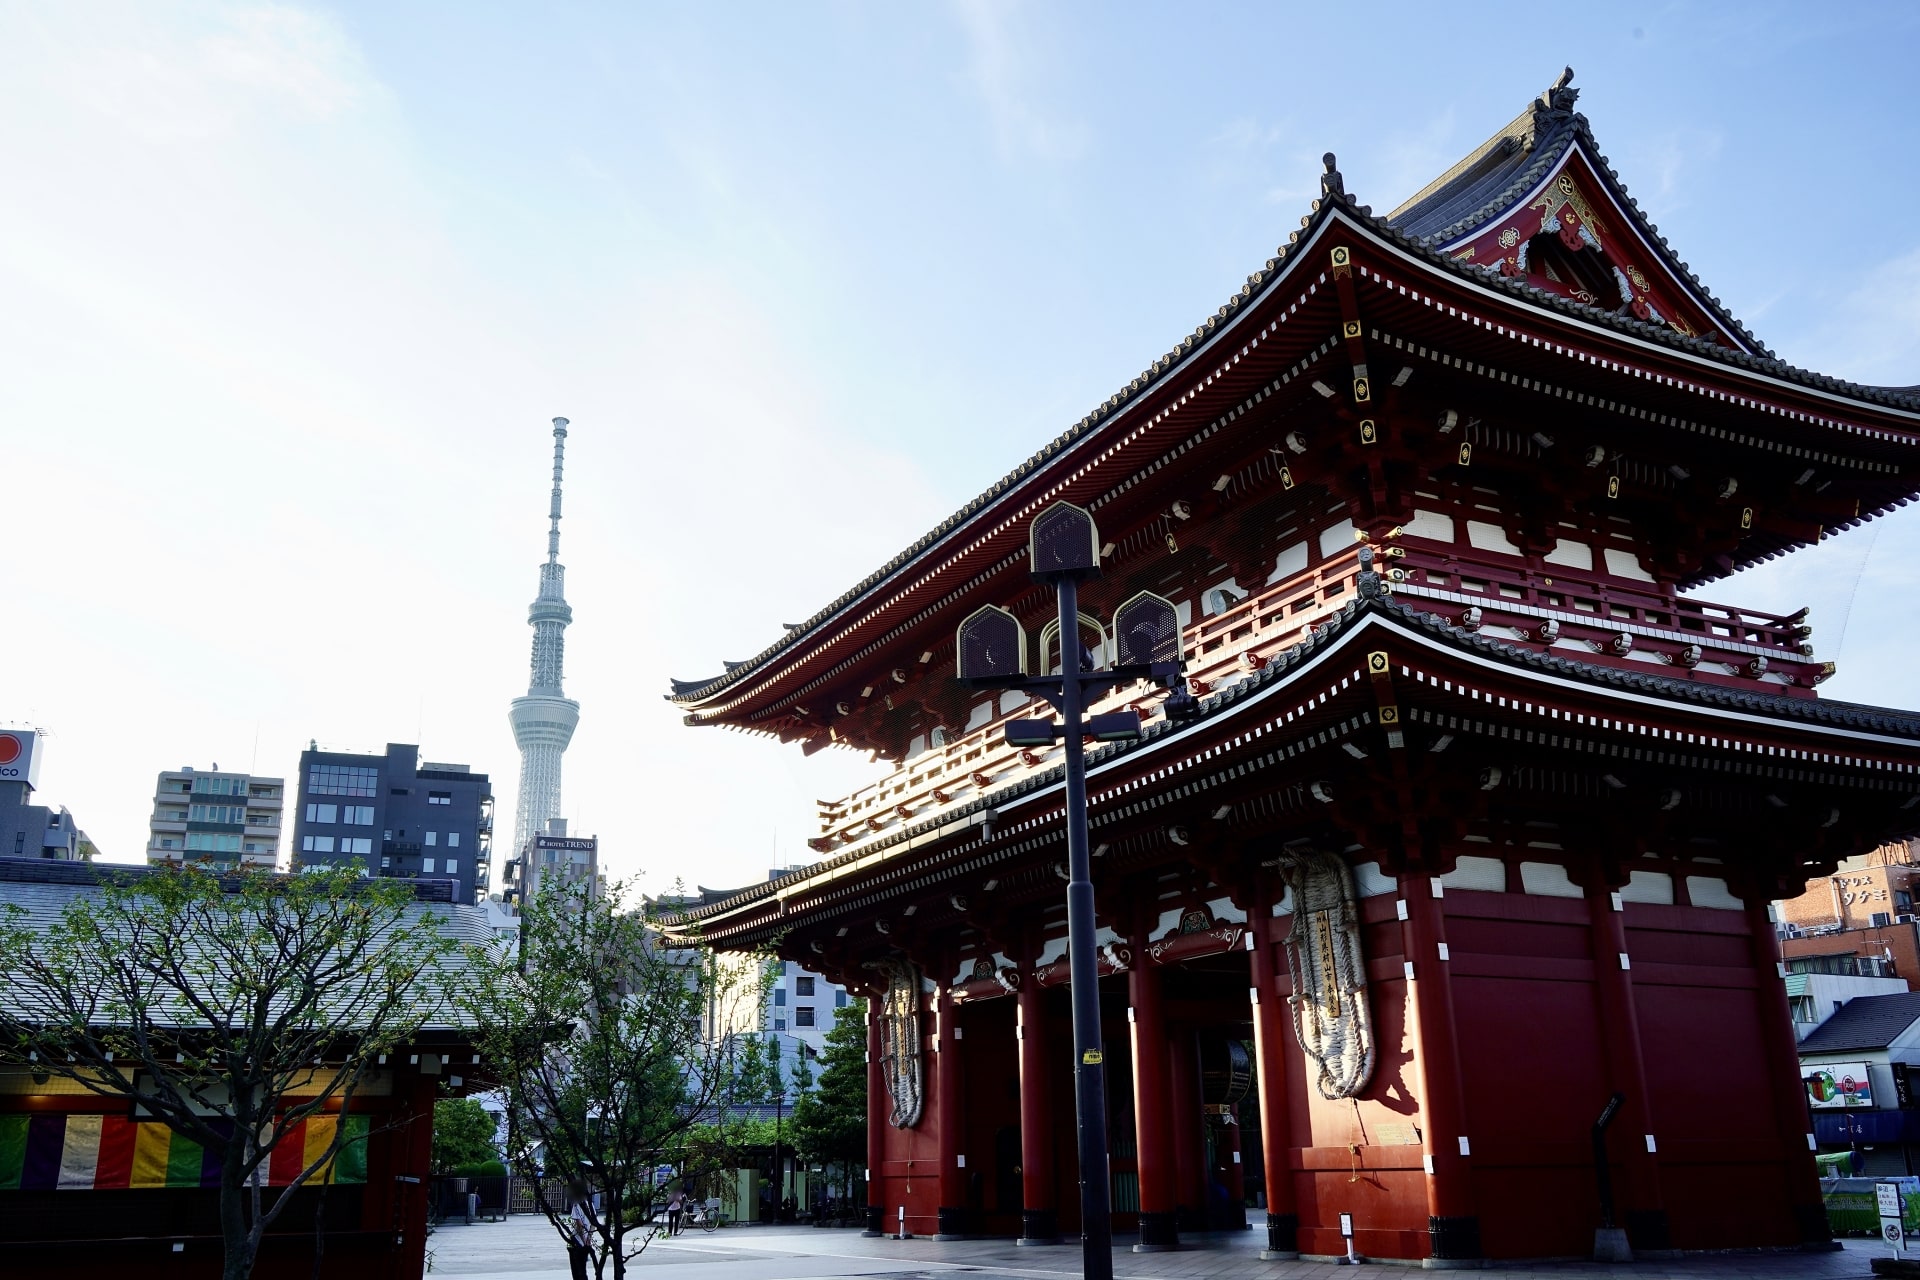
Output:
[
  {"left": 668, "top": 69, "right": 1920, "bottom": 707},
  {"left": 666, "top": 579, "right": 1920, "bottom": 930}
]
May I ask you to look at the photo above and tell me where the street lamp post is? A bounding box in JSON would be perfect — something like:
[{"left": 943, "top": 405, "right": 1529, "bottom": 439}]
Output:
[{"left": 957, "top": 501, "right": 1193, "bottom": 1280}]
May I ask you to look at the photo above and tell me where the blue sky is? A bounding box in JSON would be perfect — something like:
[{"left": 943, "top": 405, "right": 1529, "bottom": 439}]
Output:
[{"left": 3, "top": 2, "right": 1916, "bottom": 889}]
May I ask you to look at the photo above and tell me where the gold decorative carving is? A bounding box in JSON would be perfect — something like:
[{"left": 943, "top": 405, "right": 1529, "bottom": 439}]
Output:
[{"left": 1530, "top": 170, "right": 1609, "bottom": 239}]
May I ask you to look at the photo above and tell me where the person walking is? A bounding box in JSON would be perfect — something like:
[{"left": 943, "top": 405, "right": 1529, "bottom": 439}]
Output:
[
  {"left": 666, "top": 1187, "right": 686, "bottom": 1236},
  {"left": 566, "top": 1184, "right": 593, "bottom": 1280}
]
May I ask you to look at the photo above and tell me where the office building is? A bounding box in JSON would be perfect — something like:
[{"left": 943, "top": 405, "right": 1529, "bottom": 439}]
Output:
[
  {"left": 0, "top": 727, "right": 98, "bottom": 862},
  {"left": 146, "top": 766, "right": 284, "bottom": 869},
  {"left": 289, "top": 742, "right": 493, "bottom": 904}
]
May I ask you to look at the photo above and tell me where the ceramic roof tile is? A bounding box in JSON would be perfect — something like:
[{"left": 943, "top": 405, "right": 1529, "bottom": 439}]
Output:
[{"left": 1798, "top": 991, "right": 1920, "bottom": 1055}]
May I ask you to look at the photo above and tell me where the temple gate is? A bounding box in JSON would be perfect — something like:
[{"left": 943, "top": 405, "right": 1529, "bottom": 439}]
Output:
[{"left": 667, "top": 70, "right": 1920, "bottom": 1263}]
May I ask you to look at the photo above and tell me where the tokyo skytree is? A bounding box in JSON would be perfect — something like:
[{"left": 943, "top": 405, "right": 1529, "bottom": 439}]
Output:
[{"left": 508, "top": 417, "right": 581, "bottom": 858}]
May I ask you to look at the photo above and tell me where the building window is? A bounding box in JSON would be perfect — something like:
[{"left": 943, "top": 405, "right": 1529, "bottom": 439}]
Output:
[
  {"left": 835, "top": 991, "right": 848, "bottom": 1008},
  {"left": 425, "top": 831, "right": 438, "bottom": 847},
  {"left": 192, "top": 775, "right": 247, "bottom": 796},
  {"left": 307, "top": 765, "right": 378, "bottom": 798},
  {"left": 190, "top": 804, "right": 245, "bottom": 825},
  {"left": 423, "top": 858, "right": 436, "bottom": 873},
  {"left": 773, "top": 989, "right": 786, "bottom": 1007},
  {"left": 343, "top": 806, "right": 374, "bottom": 826},
  {"left": 445, "top": 859, "right": 458, "bottom": 875},
  {"left": 301, "top": 835, "right": 335, "bottom": 854},
  {"left": 342, "top": 837, "right": 372, "bottom": 855},
  {"left": 428, "top": 791, "right": 452, "bottom": 806},
  {"left": 796, "top": 976, "right": 815, "bottom": 996},
  {"left": 305, "top": 803, "right": 337, "bottom": 824},
  {"left": 186, "top": 833, "right": 242, "bottom": 853},
  {"left": 158, "top": 837, "right": 177, "bottom": 849},
  {"left": 448, "top": 832, "right": 460, "bottom": 848},
  {"left": 795, "top": 1007, "right": 815, "bottom": 1027}
]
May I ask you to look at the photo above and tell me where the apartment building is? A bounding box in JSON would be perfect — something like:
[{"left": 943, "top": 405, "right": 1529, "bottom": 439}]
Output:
[{"left": 147, "top": 766, "right": 284, "bottom": 869}]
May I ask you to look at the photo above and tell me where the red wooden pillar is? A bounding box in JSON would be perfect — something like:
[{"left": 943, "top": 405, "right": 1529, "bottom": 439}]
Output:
[
  {"left": 1249, "top": 887, "right": 1300, "bottom": 1258},
  {"left": 1168, "top": 1026, "right": 1205, "bottom": 1228},
  {"left": 1585, "top": 874, "right": 1669, "bottom": 1251},
  {"left": 1015, "top": 976, "right": 1059, "bottom": 1244},
  {"left": 1744, "top": 895, "right": 1832, "bottom": 1245},
  {"left": 933, "top": 980, "right": 969, "bottom": 1238},
  {"left": 394, "top": 1062, "right": 436, "bottom": 1280},
  {"left": 1401, "top": 873, "right": 1481, "bottom": 1263},
  {"left": 1128, "top": 955, "right": 1178, "bottom": 1250},
  {"left": 1219, "top": 1109, "right": 1246, "bottom": 1217},
  {"left": 863, "top": 1003, "right": 887, "bottom": 1236}
]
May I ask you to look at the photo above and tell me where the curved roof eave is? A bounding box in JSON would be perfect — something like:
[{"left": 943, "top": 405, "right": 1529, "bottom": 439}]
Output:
[
  {"left": 671, "top": 183, "right": 1918, "bottom": 710},
  {"left": 665, "top": 585, "right": 1920, "bottom": 937}
]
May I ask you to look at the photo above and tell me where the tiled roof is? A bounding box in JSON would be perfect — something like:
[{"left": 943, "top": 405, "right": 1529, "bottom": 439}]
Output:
[
  {"left": 0, "top": 861, "right": 493, "bottom": 1031},
  {"left": 1798, "top": 991, "right": 1920, "bottom": 1054},
  {"left": 1384, "top": 68, "right": 1772, "bottom": 361},
  {"left": 669, "top": 71, "right": 1920, "bottom": 709},
  {"left": 668, "top": 576, "right": 1920, "bottom": 930}
]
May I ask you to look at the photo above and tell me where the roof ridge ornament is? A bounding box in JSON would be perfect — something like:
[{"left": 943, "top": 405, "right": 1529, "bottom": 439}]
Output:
[
  {"left": 1320, "top": 152, "right": 1346, "bottom": 201},
  {"left": 1537, "top": 65, "right": 1579, "bottom": 119}
]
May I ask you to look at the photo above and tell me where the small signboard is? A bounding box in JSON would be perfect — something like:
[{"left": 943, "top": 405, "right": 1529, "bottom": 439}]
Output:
[
  {"left": 1807, "top": 1062, "right": 1876, "bottom": 1109},
  {"left": 1339, "top": 1213, "right": 1354, "bottom": 1239},
  {"left": 1881, "top": 1181, "right": 1905, "bottom": 1257}
]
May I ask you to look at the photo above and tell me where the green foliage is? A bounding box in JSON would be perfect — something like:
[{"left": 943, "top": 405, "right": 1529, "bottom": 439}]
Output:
[
  {"left": 451, "top": 1158, "right": 509, "bottom": 1178},
  {"left": 459, "top": 879, "right": 765, "bottom": 1280},
  {"left": 0, "top": 864, "right": 453, "bottom": 1280},
  {"left": 790, "top": 999, "right": 866, "bottom": 1168},
  {"left": 433, "top": 1097, "right": 499, "bottom": 1173}
]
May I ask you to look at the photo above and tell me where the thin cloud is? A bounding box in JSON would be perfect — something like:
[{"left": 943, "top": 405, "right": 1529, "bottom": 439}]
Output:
[{"left": 949, "top": 0, "right": 1087, "bottom": 162}]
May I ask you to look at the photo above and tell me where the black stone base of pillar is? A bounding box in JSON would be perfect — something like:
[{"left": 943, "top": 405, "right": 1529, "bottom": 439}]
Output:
[
  {"left": 933, "top": 1206, "right": 972, "bottom": 1240},
  {"left": 1625, "top": 1209, "right": 1672, "bottom": 1253},
  {"left": 1795, "top": 1202, "right": 1841, "bottom": 1250},
  {"left": 1260, "top": 1212, "right": 1299, "bottom": 1260},
  {"left": 1133, "top": 1210, "right": 1179, "bottom": 1252},
  {"left": 861, "top": 1206, "right": 884, "bottom": 1238},
  {"left": 1017, "top": 1208, "right": 1059, "bottom": 1244},
  {"left": 1427, "top": 1214, "right": 1482, "bottom": 1264}
]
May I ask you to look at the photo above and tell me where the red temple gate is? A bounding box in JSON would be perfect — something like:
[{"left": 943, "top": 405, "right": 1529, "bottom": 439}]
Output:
[{"left": 668, "top": 70, "right": 1920, "bottom": 1264}]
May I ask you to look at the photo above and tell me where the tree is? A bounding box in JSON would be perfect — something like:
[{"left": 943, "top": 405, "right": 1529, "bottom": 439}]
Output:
[
  {"left": 461, "top": 878, "right": 762, "bottom": 1280},
  {"left": 790, "top": 999, "right": 867, "bottom": 1207},
  {"left": 433, "top": 1096, "right": 500, "bottom": 1173},
  {"left": 0, "top": 864, "right": 455, "bottom": 1280}
]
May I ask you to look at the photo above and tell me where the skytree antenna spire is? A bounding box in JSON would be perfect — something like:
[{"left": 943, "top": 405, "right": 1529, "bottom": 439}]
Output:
[{"left": 509, "top": 417, "right": 581, "bottom": 863}]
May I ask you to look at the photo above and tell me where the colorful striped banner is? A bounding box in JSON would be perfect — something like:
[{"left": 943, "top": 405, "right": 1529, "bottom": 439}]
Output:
[{"left": 0, "top": 1114, "right": 368, "bottom": 1191}]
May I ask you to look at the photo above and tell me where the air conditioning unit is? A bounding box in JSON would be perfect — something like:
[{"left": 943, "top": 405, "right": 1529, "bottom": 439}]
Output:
[{"left": 1899, "top": 915, "right": 1918, "bottom": 925}]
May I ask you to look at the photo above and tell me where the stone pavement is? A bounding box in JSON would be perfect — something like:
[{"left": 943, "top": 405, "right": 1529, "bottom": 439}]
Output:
[{"left": 425, "top": 1215, "right": 1888, "bottom": 1279}]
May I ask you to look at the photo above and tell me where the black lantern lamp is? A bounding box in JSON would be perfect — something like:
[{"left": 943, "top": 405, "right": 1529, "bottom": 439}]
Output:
[{"left": 952, "top": 500, "right": 1199, "bottom": 1271}]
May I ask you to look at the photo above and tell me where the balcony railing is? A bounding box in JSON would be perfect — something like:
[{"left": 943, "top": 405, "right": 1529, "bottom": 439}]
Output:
[
  {"left": 816, "top": 550, "right": 1371, "bottom": 851},
  {"left": 813, "top": 539, "right": 1828, "bottom": 853}
]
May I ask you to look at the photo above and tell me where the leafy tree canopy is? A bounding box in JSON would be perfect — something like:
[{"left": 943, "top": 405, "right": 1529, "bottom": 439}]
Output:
[
  {"left": 790, "top": 999, "right": 866, "bottom": 1168},
  {"left": 433, "top": 1096, "right": 499, "bottom": 1173}
]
